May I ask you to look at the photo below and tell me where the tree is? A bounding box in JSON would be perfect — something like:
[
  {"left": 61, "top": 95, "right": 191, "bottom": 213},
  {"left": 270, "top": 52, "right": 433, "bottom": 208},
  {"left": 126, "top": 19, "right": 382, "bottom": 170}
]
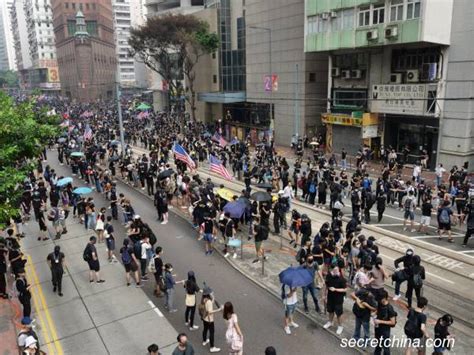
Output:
[
  {"left": 0, "top": 93, "right": 58, "bottom": 226},
  {"left": 129, "top": 14, "right": 219, "bottom": 122},
  {"left": 0, "top": 70, "right": 19, "bottom": 88}
]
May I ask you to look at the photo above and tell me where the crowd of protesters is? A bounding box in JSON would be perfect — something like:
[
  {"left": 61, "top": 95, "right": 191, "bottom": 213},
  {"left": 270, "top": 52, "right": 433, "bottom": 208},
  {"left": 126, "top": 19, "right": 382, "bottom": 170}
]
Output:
[{"left": 1, "top": 96, "right": 469, "bottom": 354}]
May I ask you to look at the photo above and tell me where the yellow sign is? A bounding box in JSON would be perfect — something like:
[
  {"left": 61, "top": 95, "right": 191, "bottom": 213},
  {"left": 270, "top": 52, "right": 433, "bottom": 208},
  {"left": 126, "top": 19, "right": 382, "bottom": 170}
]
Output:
[
  {"left": 48, "top": 68, "right": 60, "bottom": 83},
  {"left": 321, "top": 113, "right": 362, "bottom": 127}
]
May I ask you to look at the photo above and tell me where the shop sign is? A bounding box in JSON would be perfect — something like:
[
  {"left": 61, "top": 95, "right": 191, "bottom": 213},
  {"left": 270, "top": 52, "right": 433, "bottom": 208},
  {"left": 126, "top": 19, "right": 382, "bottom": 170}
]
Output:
[
  {"left": 48, "top": 68, "right": 60, "bottom": 83},
  {"left": 264, "top": 75, "right": 278, "bottom": 92},
  {"left": 362, "top": 125, "right": 379, "bottom": 138},
  {"left": 371, "top": 84, "right": 427, "bottom": 115},
  {"left": 321, "top": 113, "right": 362, "bottom": 127}
]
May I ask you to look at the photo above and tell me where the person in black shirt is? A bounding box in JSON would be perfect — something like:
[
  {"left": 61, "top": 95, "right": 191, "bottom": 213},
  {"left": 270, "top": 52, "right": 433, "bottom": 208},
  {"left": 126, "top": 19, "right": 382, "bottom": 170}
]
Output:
[
  {"left": 404, "top": 297, "right": 429, "bottom": 354},
  {"left": 16, "top": 269, "right": 32, "bottom": 317},
  {"left": 110, "top": 186, "right": 118, "bottom": 220},
  {"left": 200, "top": 215, "right": 215, "bottom": 255},
  {"left": 417, "top": 197, "right": 433, "bottom": 234},
  {"left": 393, "top": 249, "right": 414, "bottom": 301},
  {"left": 0, "top": 242, "right": 8, "bottom": 298},
  {"left": 47, "top": 246, "right": 65, "bottom": 296},
  {"left": 433, "top": 314, "right": 454, "bottom": 354},
  {"left": 374, "top": 290, "right": 397, "bottom": 355},
  {"left": 462, "top": 201, "right": 474, "bottom": 247},
  {"left": 323, "top": 265, "right": 347, "bottom": 335},
  {"left": 406, "top": 255, "right": 425, "bottom": 309}
]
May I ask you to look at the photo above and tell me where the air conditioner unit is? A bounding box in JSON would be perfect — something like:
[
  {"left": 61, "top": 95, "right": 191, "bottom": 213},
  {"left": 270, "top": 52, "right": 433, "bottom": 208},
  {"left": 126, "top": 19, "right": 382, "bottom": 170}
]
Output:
[
  {"left": 390, "top": 73, "right": 402, "bottom": 84},
  {"left": 406, "top": 69, "right": 419, "bottom": 83},
  {"left": 385, "top": 26, "right": 398, "bottom": 38},
  {"left": 351, "top": 70, "right": 363, "bottom": 79},
  {"left": 321, "top": 12, "right": 329, "bottom": 20},
  {"left": 330, "top": 11, "right": 338, "bottom": 18},
  {"left": 367, "top": 29, "right": 378, "bottom": 41},
  {"left": 341, "top": 70, "right": 351, "bottom": 79},
  {"left": 331, "top": 67, "right": 341, "bottom": 77}
]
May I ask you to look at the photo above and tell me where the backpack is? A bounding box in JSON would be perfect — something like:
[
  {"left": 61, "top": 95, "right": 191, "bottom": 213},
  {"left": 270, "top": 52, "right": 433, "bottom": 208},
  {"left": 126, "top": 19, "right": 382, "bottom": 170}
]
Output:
[
  {"left": 295, "top": 248, "right": 305, "bottom": 263},
  {"left": 404, "top": 198, "right": 412, "bottom": 211},
  {"left": 439, "top": 208, "right": 450, "bottom": 224},
  {"left": 83, "top": 245, "right": 92, "bottom": 262},
  {"left": 404, "top": 309, "right": 422, "bottom": 338},
  {"left": 379, "top": 304, "right": 398, "bottom": 328},
  {"left": 121, "top": 247, "right": 132, "bottom": 265},
  {"left": 309, "top": 183, "right": 316, "bottom": 194},
  {"left": 413, "top": 270, "right": 423, "bottom": 288},
  {"left": 198, "top": 301, "right": 208, "bottom": 320},
  {"left": 133, "top": 241, "right": 142, "bottom": 259}
]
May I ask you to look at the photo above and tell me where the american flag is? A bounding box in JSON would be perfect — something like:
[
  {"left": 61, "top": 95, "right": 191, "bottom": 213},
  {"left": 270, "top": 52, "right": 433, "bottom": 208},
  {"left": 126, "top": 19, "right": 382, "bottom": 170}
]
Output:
[
  {"left": 83, "top": 124, "right": 93, "bottom": 140},
  {"left": 209, "top": 155, "right": 232, "bottom": 181},
  {"left": 212, "top": 132, "right": 228, "bottom": 147},
  {"left": 172, "top": 143, "right": 196, "bottom": 170}
]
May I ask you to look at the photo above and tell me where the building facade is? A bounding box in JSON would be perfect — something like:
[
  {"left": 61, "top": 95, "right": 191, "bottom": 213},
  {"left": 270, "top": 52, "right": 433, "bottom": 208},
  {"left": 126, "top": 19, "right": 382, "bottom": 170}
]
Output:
[
  {"left": 10, "top": 0, "right": 60, "bottom": 92},
  {"left": 305, "top": 0, "right": 472, "bottom": 169},
  {"left": 245, "top": 0, "right": 328, "bottom": 145},
  {"left": 52, "top": 0, "right": 117, "bottom": 101},
  {"left": 112, "top": 0, "right": 136, "bottom": 87},
  {"left": 0, "top": 0, "right": 16, "bottom": 71},
  {"left": 11, "top": 0, "right": 32, "bottom": 70}
]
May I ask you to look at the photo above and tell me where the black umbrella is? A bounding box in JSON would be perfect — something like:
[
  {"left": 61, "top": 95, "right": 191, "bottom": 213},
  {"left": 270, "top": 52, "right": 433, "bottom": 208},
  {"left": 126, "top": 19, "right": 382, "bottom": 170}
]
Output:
[
  {"left": 158, "top": 169, "right": 174, "bottom": 180},
  {"left": 255, "top": 183, "right": 273, "bottom": 190},
  {"left": 251, "top": 191, "right": 272, "bottom": 202}
]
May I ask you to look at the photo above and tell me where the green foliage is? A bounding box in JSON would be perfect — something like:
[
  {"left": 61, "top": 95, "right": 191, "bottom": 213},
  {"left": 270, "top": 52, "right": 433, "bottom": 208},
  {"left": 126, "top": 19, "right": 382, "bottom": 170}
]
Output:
[
  {"left": 0, "top": 70, "right": 19, "bottom": 88},
  {"left": 0, "top": 92, "right": 58, "bottom": 226}
]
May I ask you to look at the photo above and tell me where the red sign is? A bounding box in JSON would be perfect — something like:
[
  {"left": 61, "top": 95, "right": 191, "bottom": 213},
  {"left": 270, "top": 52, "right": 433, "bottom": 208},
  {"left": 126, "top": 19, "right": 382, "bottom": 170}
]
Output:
[{"left": 264, "top": 75, "right": 278, "bottom": 92}]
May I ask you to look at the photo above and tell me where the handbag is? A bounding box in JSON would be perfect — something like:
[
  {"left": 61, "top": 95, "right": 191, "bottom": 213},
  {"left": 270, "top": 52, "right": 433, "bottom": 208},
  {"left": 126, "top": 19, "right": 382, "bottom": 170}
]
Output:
[
  {"left": 185, "top": 293, "right": 196, "bottom": 307},
  {"left": 334, "top": 200, "right": 343, "bottom": 210}
]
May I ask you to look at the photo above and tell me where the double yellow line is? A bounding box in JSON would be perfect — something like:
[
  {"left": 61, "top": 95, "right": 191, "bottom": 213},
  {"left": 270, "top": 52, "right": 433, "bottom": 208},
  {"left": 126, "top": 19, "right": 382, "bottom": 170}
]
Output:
[{"left": 25, "top": 255, "right": 64, "bottom": 354}]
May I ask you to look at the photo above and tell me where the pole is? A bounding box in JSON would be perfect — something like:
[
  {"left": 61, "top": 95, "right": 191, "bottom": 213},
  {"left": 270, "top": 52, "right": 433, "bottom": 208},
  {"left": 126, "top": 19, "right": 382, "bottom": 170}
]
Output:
[
  {"left": 115, "top": 81, "right": 125, "bottom": 156},
  {"left": 294, "top": 63, "right": 299, "bottom": 139},
  {"left": 269, "top": 29, "right": 273, "bottom": 136}
]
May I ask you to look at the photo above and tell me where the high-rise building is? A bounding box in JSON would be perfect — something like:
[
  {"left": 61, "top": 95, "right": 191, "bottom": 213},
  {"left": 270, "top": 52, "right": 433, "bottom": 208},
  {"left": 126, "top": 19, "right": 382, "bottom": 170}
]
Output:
[
  {"left": 112, "top": 0, "right": 136, "bottom": 87},
  {"left": 10, "top": 0, "right": 60, "bottom": 92},
  {"left": 0, "top": 0, "right": 16, "bottom": 71},
  {"left": 52, "top": 0, "right": 117, "bottom": 101},
  {"left": 304, "top": 0, "right": 472, "bottom": 168},
  {"left": 11, "top": 0, "right": 32, "bottom": 70}
]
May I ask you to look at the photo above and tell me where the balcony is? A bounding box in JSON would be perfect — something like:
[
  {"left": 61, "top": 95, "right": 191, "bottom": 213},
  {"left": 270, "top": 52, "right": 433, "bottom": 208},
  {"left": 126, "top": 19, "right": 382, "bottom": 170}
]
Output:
[
  {"left": 305, "top": 0, "right": 453, "bottom": 52},
  {"left": 146, "top": 0, "right": 180, "bottom": 8}
]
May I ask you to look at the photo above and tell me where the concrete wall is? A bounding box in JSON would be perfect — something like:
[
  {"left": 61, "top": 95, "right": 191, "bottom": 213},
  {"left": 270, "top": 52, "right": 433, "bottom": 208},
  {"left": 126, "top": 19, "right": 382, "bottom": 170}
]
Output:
[
  {"left": 246, "top": 0, "right": 328, "bottom": 146},
  {"left": 439, "top": 0, "right": 474, "bottom": 169}
]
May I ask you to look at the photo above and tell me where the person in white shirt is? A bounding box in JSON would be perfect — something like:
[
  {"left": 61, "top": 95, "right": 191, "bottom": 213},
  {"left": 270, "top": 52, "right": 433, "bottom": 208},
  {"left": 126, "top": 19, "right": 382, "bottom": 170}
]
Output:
[
  {"left": 283, "top": 287, "right": 299, "bottom": 335},
  {"left": 140, "top": 237, "right": 152, "bottom": 281},
  {"left": 435, "top": 163, "right": 446, "bottom": 187},
  {"left": 412, "top": 163, "right": 421, "bottom": 183}
]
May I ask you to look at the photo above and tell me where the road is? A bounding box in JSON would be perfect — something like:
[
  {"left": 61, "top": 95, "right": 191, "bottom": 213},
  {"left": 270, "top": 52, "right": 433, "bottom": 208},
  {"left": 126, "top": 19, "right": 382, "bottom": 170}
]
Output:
[{"left": 45, "top": 153, "right": 356, "bottom": 354}]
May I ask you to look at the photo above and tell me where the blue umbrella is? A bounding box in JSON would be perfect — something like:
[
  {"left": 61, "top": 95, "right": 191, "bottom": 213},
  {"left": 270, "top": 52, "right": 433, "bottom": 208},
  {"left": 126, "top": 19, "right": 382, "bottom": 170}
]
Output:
[
  {"left": 73, "top": 187, "right": 93, "bottom": 195},
  {"left": 223, "top": 201, "right": 246, "bottom": 219},
  {"left": 56, "top": 177, "right": 73, "bottom": 187},
  {"left": 279, "top": 266, "right": 313, "bottom": 288}
]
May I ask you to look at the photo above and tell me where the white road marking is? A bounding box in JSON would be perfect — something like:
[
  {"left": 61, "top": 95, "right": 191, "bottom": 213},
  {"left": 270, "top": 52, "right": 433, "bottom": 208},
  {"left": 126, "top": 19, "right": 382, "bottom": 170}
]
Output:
[
  {"left": 176, "top": 235, "right": 184, "bottom": 239},
  {"left": 147, "top": 300, "right": 164, "bottom": 317},
  {"left": 374, "top": 223, "right": 405, "bottom": 227},
  {"left": 412, "top": 235, "right": 465, "bottom": 239},
  {"left": 460, "top": 250, "right": 474, "bottom": 254}
]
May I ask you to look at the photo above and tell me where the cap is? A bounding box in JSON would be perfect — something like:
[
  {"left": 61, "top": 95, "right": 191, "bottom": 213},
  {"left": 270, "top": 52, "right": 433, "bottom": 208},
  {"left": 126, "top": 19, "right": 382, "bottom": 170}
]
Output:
[
  {"left": 203, "top": 286, "right": 213, "bottom": 296},
  {"left": 21, "top": 317, "right": 33, "bottom": 325},
  {"left": 134, "top": 215, "right": 140, "bottom": 220},
  {"left": 368, "top": 236, "right": 376, "bottom": 242}
]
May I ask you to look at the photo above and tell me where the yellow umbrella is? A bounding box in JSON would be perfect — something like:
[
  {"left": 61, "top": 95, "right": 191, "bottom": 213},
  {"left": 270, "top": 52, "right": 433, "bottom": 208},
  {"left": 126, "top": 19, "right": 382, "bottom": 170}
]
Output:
[
  {"left": 272, "top": 194, "right": 278, "bottom": 202},
  {"left": 216, "top": 188, "right": 235, "bottom": 202}
]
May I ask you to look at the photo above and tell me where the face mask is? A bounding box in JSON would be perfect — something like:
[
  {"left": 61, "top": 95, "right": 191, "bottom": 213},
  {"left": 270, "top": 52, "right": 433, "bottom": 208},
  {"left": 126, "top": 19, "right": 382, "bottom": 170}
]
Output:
[{"left": 169, "top": 268, "right": 173, "bottom": 272}]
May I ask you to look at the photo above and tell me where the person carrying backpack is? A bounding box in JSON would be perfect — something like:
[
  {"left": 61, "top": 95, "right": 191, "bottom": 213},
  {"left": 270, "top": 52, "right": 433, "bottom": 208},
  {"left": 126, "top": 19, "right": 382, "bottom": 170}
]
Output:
[
  {"left": 373, "top": 290, "right": 397, "bottom": 355},
  {"left": 17, "top": 317, "right": 41, "bottom": 354},
  {"left": 404, "top": 297, "right": 429, "bottom": 355},
  {"left": 402, "top": 191, "right": 417, "bottom": 233},
  {"left": 393, "top": 248, "right": 415, "bottom": 301},
  {"left": 406, "top": 255, "right": 425, "bottom": 309},
  {"left": 438, "top": 200, "right": 454, "bottom": 243},
  {"left": 433, "top": 314, "right": 454, "bottom": 354},
  {"left": 119, "top": 239, "right": 141, "bottom": 287}
]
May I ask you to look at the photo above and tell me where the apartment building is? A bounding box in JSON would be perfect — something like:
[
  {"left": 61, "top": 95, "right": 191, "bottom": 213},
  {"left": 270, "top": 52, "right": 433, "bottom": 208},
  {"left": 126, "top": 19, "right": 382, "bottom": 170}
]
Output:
[{"left": 305, "top": 0, "right": 472, "bottom": 169}]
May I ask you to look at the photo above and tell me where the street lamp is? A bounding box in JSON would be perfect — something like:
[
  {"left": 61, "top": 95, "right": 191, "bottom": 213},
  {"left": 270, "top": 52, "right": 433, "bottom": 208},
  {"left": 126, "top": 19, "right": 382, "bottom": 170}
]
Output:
[{"left": 249, "top": 25, "right": 273, "bottom": 137}]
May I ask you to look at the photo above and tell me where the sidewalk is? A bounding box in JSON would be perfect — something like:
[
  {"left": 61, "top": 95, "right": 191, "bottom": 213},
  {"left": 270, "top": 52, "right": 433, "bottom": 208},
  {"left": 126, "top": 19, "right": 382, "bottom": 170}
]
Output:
[
  {"left": 9, "top": 209, "right": 179, "bottom": 354},
  {"left": 110, "top": 163, "right": 474, "bottom": 355},
  {"left": 0, "top": 293, "right": 22, "bottom": 355}
]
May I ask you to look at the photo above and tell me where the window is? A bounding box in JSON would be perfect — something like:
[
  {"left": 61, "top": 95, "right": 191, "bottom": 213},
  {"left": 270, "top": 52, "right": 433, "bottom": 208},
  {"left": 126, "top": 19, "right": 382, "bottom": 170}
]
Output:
[
  {"left": 65, "top": 2, "right": 69, "bottom": 9},
  {"left": 319, "top": 17, "right": 329, "bottom": 32},
  {"left": 92, "top": 3, "right": 96, "bottom": 10},
  {"left": 372, "top": 4, "right": 385, "bottom": 24},
  {"left": 331, "top": 13, "right": 341, "bottom": 31},
  {"left": 79, "top": 3, "right": 83, "bottom": 10},
  {"left": 212, "top": 52, "right": 216, "bottom": 59},
  {"left": 309, "top": 73, "right": 316, "bottom": 82},
  {"left": 358, "top": 7, "right": 370, "bottom": 27},
  {"left": 333, "top": 89, "right": 368, "bottom": 109},
  {"left": 72, "top": 3, "right": 75, "bottom": 10},
  {"left": 86, "top": 21, "right": 98, "bottom": 36},
  {"left": 407, "top": 0, "right": 421, "bottom": 19},
  {"left": 307, "top": 15, "right": 318, "bottom": 34},
  {"left": 390, "top": 0, "right": 404, "bottom": 22},
  {"left": 86, "top": 3, "right": 89, "bottom": 10},
  {"left": 213, "top": 75, "right": 217, "bottom": 84},
  {"left": 342, "top": 8, "right": 354, "bottom": 30}
]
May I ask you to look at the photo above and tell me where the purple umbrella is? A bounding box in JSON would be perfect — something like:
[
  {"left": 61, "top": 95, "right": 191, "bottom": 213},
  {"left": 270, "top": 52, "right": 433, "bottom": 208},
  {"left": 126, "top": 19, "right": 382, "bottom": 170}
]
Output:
[{"left": 223, "top": 201, "right": 246, "bottom": 219}]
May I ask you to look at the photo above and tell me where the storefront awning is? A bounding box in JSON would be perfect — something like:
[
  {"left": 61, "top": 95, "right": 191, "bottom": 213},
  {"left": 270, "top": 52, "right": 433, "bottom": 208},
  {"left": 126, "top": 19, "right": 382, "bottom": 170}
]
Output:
[{"left": 198, "top": 91, "right": 246, "bottom": 103}]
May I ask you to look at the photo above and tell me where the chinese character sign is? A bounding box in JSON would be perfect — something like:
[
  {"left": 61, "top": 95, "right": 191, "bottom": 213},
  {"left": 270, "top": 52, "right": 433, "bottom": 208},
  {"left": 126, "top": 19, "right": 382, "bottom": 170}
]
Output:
[
  {"left": 371, "top": 84, "right": 429, "bottom": 115},
  {"left": 264, "top": 75, "right": 279, "bottom": 92}
]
